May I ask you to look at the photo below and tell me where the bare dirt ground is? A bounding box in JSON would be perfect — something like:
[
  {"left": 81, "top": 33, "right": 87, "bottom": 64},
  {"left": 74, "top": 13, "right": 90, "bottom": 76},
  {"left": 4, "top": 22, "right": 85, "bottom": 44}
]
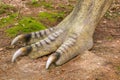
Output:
[{"left": 0, "top": 0, "right": 120, "bottom": 80}]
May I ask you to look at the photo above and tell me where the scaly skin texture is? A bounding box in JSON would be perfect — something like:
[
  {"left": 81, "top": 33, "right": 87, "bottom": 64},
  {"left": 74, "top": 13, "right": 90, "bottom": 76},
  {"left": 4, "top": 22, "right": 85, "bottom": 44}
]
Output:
[{"left": 11, "top": 0, "right": 113, "bottom": 69}]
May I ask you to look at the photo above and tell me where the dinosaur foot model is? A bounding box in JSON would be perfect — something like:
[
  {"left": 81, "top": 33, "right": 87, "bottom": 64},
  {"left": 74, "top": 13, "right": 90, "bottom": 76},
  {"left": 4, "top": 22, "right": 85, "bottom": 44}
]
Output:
[
  {"left": 11, "top": 24, "right": 93, "bottom": 69},
  {"left": 11, "top": 0, "right": 112, "bottom": 69}
]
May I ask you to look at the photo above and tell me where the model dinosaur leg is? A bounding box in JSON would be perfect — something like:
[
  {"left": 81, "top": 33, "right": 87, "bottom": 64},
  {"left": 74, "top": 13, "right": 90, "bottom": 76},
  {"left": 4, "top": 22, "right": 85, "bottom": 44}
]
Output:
[{"left": 11, "top": 0, "right": 113, "bottom": 69}]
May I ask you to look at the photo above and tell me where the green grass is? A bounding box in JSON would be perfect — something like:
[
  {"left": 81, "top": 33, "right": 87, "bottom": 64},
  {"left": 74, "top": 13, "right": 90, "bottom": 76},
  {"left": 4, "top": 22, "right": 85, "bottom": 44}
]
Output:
[
  {"left": 38, "top": 11, "right": 65, "bottom": 23},
  {"left": 6, "top": 17, "right": 46, "bottom": 37},
  {"left": 0, "top": 2, "right": 16, "bottom": 14},
  {"left": 0, "top": 13, "right": 17, "bottom": 28}
]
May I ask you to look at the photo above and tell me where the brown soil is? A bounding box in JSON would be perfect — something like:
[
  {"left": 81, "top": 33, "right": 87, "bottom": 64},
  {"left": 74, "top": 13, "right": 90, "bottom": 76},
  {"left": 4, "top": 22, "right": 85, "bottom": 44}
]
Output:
[{"left": 0, "top": 0, "right": 120, "bottom": 80}]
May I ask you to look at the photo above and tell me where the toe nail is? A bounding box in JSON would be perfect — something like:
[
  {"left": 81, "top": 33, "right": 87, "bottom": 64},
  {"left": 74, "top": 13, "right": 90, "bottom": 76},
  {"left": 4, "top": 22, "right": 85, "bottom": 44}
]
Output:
[
  {"left": 12, "top": 47, "right": 26, "bottom": 62},
  {"left": 11, "top": 35, "right": 24, "bottom": 45},
  {"left": 46, "top": 54, "right": 58, "bottom": 69}
]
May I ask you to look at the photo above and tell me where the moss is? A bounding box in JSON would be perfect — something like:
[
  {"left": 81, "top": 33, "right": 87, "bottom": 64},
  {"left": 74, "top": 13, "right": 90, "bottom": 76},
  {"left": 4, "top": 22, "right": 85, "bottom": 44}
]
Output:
[
  {"left": 0, "top": 2, "right": 16, "bottom": 15},
  {"left": 104, "top": 11, "right": 120, "bottom": 19},
  {"left": 106, "top": 36, "right": 113, "bottom": 41},
  {"left": 31, "top": 0, "right": 38, "bottom": 4},
  {"left": 59, "top": 4, "right": 73, "bottom": 10},
  {"left": 117, "top": 66, "right": 120, "bottom": 71},
  {"left": 38, "top": 11, "right": 65, "bottom": 25},
  {"left": 6, "top": 17, "right": 46, "bottom": 37},
  {"left": 104, "top": 11, "right": 112, "bottom": 19},
  {"left": 27, "top": 1, "right": 53, "bottom": 9},
  {"left": 0, "top": 13, "right": 46, "bottom": 37},
  {"left": 0, "top": 13, "right": 18, "bottom": 28}
]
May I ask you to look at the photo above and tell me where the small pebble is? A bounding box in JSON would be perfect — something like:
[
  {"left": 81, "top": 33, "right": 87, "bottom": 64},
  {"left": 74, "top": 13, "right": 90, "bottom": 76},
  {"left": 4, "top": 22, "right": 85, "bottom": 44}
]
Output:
[
  {"left": 114, "top": 56, "right": 118, "bottom": 59},
  {"left": 96, "top": 40, "right": 102, "bottom": 43},
  {"left": 103, "top": 20, "right": 107, "bottom": 24},
  {"left": 116, "top": 40, "right": 120, "bottom": 43},
  {"left": 0, "top": 48, "right": 3, "bottom": 51}
]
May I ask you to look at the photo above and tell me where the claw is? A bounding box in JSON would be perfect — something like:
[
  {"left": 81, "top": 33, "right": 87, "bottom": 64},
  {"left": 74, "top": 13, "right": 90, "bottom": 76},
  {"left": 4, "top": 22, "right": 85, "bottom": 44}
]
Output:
[
  {"left": 12, "top": 46, "right": 32, "bottom": 62},
  {"left": 11, "top": 34, "right": 31, "bottom": 45},
  {"left": 46, "top": 53, "right": 60, "bottom": 69},
  {"left": 11, "top": 28, "right": 56, "bottom": 45}
]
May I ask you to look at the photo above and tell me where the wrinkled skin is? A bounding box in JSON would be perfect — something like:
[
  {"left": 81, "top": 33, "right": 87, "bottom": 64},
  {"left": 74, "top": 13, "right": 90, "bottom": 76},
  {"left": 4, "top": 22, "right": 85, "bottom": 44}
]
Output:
[{"left": 11, "top": 0, "right": 113, "bottom": 69}]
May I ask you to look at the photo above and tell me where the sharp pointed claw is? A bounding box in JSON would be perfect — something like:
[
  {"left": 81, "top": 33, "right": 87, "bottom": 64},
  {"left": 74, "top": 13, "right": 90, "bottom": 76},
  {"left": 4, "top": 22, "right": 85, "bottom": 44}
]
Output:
[
  {"left": 12, "top": 48, "right": 24, "bottom": 62},
  {"left": 11, "top": 35, "right": 24, "bottom": 45},
  {"left": 12, "top": 47, "right": 32, "bottom": 62},
  {"left": 11, "top": 34, "right": 31, "bottom": 45},
  {"left": 46, "top": 53, "right": 60, "bottom": 69},
  {"left": 46, "top": 55, "right": 55, "bottom": 69}
]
